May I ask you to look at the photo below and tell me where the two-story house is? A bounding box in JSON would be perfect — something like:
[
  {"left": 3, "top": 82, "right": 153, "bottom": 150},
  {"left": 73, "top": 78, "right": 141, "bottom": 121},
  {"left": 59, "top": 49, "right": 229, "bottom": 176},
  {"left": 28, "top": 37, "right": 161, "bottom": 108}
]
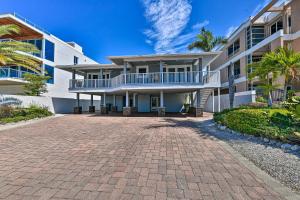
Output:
[
  {"left": 57, "top": 53, "right": 221, "bottom": 116},
  {"left": 211, "top": 0, "right": 300, "bottom": 102}
]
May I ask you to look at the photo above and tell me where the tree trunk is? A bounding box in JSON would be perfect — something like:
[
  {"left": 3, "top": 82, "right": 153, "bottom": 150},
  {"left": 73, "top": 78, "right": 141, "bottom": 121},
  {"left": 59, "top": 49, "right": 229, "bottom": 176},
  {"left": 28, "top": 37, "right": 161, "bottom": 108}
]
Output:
[{"left": 228, "top": 63, "right": 235, "bottom": 109}]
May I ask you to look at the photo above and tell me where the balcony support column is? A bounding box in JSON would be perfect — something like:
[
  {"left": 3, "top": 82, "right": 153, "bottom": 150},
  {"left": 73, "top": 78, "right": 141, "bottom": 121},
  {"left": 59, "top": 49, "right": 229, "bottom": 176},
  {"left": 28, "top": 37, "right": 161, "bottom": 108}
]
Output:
[
  {"left": 198, "top": 58, "right": 203, "bottom": 84},
  {"left": 218, "top": 87, "right": 221, "bottom": 112},
  {"left": 160, "top": 61, "right": 164, "bottom": 83},
  {"left": 89, "top": 94, "right": 95, "bottom": 113},
  {"left": 123, "top": 91, "right": 132, "bottom": 116},
  {"left": 132, "top": 93, "right": 137, "bottom": 113},
  {"left": 74, "top": 93, "right": 82, "bottom": 114},
  {"left": 158, "top": 91, "right": 165, "bottom": 117},
  {"left": 100, "top": 93, "right": 108, "bottom": 114},
  {"left": 111, "top": 94, "right": 117, "bottom": 112},
  {"left": 212, "top": 90, "right": 215, "bottom": 113},
  {"left": 124, "top": 62, "right": 128, "bottom": 84},
  {"left": 194, "top": 90, "right": 203, "bottom": 117}
]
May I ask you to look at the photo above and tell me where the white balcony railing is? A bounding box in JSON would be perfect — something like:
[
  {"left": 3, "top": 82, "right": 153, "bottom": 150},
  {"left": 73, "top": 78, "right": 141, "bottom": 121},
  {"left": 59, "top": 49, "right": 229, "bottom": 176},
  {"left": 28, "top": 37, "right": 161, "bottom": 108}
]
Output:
[
  {"left": 69, "top": 71, "right": 220, "bottom": 90},
  {"left": 0, "top": 67, "right": 35, "bottom": 79}
]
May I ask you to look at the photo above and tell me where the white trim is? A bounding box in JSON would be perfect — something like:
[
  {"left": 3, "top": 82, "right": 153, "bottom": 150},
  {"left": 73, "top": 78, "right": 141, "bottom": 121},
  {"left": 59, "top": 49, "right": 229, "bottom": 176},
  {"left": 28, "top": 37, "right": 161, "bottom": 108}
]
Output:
[{"left": 136, "top": 66, "right": 149, "bottom": 73}]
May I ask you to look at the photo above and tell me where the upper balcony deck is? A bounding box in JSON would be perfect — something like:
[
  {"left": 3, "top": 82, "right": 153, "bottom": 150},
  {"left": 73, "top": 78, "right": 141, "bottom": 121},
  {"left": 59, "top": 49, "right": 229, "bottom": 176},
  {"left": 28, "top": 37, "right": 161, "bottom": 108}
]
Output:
[{"left": 69, "top": 71, "right": 221, "bottom": 93}]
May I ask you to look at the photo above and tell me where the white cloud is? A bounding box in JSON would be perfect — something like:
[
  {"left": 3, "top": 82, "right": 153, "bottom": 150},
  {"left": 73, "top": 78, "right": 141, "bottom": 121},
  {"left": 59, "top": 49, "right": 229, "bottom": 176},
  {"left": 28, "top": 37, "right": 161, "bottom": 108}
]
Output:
[
  {"left": 192, "top": 20, "right": 209, "bottom": 30},
  {"left": 141, "top": 0, "right": 196, "bottom": 53},
  {"left": 226, "top": 26, "right": 238, "bottom": 38}
]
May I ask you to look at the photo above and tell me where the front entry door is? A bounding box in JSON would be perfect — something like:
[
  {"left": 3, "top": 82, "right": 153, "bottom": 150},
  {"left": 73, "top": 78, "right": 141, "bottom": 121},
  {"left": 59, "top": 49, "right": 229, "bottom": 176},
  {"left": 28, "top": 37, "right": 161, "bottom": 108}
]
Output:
[{"left": 151, "top": 97, "right": 160, "bottom": 111}]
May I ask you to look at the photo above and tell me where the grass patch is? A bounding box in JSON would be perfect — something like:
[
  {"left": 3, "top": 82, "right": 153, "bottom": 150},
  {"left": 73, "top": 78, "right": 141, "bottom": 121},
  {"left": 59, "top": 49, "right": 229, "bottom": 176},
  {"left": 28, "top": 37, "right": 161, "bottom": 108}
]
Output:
[
  {"left": 0, "top": 105, "right": 53, "bottom": 124},
  {"left": 214, "top": 107, "right": 300, "bottom": 142}
]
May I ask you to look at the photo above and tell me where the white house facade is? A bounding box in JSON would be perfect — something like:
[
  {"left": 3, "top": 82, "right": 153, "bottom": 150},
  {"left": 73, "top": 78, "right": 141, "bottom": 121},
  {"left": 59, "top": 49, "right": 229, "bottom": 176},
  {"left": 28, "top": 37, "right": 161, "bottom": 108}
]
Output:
[{"left": 0, "top": 13, "right": 100, "bottom": 113}]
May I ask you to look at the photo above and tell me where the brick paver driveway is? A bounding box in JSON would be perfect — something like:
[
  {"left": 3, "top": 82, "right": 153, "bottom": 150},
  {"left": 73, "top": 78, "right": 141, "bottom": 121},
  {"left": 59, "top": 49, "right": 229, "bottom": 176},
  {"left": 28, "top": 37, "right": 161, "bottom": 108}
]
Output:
[{"left": 0, "top": 115, "right": 282, "bottom": 200}]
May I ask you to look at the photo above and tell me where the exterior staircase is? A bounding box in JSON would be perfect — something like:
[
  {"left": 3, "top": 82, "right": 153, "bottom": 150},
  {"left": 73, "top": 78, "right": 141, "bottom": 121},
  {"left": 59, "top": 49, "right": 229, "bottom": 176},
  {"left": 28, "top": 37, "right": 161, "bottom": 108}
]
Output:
[{"left": 199, "top": 88, "right": 213, "bottom": 109}]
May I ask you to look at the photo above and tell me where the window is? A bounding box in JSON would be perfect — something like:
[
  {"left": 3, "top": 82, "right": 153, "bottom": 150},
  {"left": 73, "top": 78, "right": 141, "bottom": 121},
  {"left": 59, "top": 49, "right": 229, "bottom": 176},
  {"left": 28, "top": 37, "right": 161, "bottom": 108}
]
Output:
[
  {"left": 246, "top": 26, "right": 265, "bottom": 49},
  {"left": 233, "top": 39, "right": 240, "bottom": 53},
  {"left": 271, "top": 20, "right": 283, "bottom": 35},
  {"left": 21, "top": 39, "right": 43, "bottom": 57},
  {"left": 233, "top": 61, "right": 240, "bottom": 78},
  {"left": 44, "top": 40, "right": 55, "bottom": 62},
  {"left": 227, "top": 39, "right": 240, "bottom": 57},
  {"left": 74, "top": 56, "right": 79, "bottom": 65},
  {"left": 44, "top": 65, "right": 54, "bottom": 84},
  {"left": 136, "top": 66, "right": 149, "bottom": 73}
]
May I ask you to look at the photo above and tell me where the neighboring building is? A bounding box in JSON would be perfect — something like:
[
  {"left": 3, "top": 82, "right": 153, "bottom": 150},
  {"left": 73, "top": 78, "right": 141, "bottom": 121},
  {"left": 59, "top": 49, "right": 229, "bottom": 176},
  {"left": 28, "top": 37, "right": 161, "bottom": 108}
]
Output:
[
  {"left": 211, "top": 0, "right": 300, "bottom": 101},
  {"left": 0, "top": 13, "right": 98, "bottom": 99},
  {"left": 57, "top": 53, "right": 221, "bottom": 116}
]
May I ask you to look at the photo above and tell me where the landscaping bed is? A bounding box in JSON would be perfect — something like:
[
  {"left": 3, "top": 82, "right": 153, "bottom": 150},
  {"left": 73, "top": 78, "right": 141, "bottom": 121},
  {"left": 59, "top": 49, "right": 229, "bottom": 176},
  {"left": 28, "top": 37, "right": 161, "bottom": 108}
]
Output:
[
  {"left": 0, "top": 105, "right": 53, "bottom": 124},
  {"left": 214, "top": 107, "right": 300, "bottom": 144}
]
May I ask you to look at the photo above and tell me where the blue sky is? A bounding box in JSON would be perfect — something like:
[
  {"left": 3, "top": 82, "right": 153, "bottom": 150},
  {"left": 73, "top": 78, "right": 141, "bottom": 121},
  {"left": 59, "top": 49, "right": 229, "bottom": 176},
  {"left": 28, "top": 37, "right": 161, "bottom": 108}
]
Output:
[{"left": 0, "top": 0, "right": 270, "bottom": 63}]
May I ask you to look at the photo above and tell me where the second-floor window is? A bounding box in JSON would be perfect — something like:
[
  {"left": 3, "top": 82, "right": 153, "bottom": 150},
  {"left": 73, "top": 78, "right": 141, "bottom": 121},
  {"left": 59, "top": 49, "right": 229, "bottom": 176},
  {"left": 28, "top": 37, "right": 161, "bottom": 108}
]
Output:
[
  {"left": 227, "top": 60, "right": 240, "bottom": 79},
  {"left": 227, "top": 39, "right": 240, "bottom": 57},
  {"left": 45, "top": 40, "right": 55, "bottom": 62},
  {"left": 74, "top": 56, "right": 79, "bottom": 65},
  {"left": 246, "top": 26, "right": 265, "bottom": 49},
  {"left": 234, "top": 60, "right": 241, "bottom": 78},
  {"left": 271, "top": 20, "right": 283, "bottom": 35}
]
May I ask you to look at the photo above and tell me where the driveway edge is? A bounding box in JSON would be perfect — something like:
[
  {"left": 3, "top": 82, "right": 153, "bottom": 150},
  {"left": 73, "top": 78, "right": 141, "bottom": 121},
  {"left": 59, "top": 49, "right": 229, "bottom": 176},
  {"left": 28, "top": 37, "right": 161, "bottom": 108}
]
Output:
[{"left": 218, "top": 140, "right": 300, "bottom": 200}]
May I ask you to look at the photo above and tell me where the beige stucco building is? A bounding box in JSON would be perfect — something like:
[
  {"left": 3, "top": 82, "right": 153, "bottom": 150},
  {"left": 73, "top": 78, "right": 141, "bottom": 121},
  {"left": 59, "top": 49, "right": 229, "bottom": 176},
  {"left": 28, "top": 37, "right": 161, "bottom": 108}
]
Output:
[{"left": 211, "top": 0, "right": 300, "bottom": 100}]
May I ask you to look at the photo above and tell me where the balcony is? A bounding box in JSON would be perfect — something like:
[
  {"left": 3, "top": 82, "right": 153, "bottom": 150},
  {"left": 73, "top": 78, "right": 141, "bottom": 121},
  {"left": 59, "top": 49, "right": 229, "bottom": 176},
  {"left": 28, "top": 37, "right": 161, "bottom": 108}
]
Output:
[
  {"left": 69, "top": 71, "right": 220, "bottom": 93},
  {"left": 0, "top": 67, "right": 35, "bottom": 84}
]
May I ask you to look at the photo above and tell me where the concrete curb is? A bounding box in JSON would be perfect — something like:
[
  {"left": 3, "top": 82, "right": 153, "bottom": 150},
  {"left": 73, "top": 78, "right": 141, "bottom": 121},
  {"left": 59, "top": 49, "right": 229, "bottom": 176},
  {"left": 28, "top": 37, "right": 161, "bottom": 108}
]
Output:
[
  {"left": 0, "top": 114, "right": 64, "bottom": 132},
  {"left": 218, "top": 140, "right": 300, "bottom": 200}
]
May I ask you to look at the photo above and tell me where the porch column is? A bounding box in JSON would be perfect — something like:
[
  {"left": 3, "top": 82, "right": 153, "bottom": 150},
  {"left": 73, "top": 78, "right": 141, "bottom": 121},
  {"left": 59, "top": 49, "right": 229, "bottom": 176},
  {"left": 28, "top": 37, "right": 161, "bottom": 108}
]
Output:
[
  {"left": 77, "top": 93, "right": 80, "bottom": 108},
  {"left": 190, "top": 92, "right": 194, "bottom": 106},
  {"left": 74, "top": 93, "right": 82, "bottom": 114},
  {"left": 103, "top": 93, "right": 106, "bottom": 106},
  {"left": 113, "top": 95, "right": 116, "bottom": 106},
  {"left": 198, "top": 58, "right": 203, "bottom": 84},
  {"left": 111, "top": 95, "right": 117, "bottom": 113},
  {"left": 195, "top": 90, "right": 203, "bottom": 117},
  {"left": 72, "top": 70, "right": 76, "bottom": 79},
  {"left": 99, "top": 68, "right": 103, "bottom": 79},
  {"left": 126, "top": 91, "right": 129, "bottom": 107},
  {"left": 72, "top": 70, "right": 76, "bottom": 88},
  {"left": 160, "top": 61, "right": 164, "bottom": 83},
  {"left": 124, "top": 62, "right": 128, "bottom": 84},
  {"left": 89, "top": 94, "right": 95, "bottom": 113},
  {"left": 212, "top": 90, "right": 215, "bottom": 113},
  {"left": 123, "top": 91, "right": 131, "bottom": 116},
  {"left": 158, "top": 91, "right": 165, "bottom": 117},
  {"left": 218, "top": 88, "right": 221, "bottom": 112},
  {"left": 132, "top": 93, "right": 137, "bottom": 113}
]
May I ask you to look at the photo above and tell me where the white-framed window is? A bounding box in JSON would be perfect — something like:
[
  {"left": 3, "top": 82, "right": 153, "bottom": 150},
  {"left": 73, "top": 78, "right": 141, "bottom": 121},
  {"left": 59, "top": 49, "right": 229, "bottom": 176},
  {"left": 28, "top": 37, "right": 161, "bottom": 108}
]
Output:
[{"left": 136, "top": 66, "right": 149, "bottom": 73}]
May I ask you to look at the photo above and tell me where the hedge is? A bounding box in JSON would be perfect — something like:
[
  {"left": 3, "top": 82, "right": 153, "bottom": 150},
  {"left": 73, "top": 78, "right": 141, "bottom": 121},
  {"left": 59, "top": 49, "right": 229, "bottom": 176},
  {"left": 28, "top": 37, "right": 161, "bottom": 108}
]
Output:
[
  {"left": 214, "top": 108, "right": 300, "bottom": 142},
  {"left": 0, "top": 105, "right": 53, "bottom": 124}
]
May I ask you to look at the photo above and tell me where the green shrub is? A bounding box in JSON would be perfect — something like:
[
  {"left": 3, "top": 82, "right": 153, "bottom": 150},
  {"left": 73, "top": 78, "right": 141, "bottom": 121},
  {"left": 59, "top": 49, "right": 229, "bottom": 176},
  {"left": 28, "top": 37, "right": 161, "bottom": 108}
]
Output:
[
  {"left": 0, "top": 105, "right": 14, "bottom": 118},
  {"left": 214, "top": 108, "right": 297, "bottom": 141},
  {"left": 0, "top": 105, "right": 52, "bottom": 124},
  {"left": 256, "top": 96, "right": 267, "bottom": 103}
]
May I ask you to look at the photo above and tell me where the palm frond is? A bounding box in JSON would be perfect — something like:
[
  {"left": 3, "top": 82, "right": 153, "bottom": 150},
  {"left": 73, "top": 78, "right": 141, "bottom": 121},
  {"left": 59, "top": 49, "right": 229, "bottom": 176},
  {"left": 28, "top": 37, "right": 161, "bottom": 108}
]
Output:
[{"left": 0, "top": 24, "right": 20, "bottom": 37}]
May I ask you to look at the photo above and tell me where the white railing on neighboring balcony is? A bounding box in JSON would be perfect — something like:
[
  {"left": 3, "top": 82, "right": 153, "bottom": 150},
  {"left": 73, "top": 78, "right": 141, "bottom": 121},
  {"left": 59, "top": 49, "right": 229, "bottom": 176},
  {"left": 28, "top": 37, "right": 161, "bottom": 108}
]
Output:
[
  {"left": 0, "top": 67, "right": 35, "bottom": 79},
  {"left": 69, "top": 71, "right": 220, "bottom": 90}
]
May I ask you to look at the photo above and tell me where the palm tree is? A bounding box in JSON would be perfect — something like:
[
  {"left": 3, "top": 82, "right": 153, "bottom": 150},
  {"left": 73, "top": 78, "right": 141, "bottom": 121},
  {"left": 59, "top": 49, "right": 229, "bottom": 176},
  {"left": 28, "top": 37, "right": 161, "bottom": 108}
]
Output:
[
  {"left": 247, "top": 53, "right": 281, "bottom": 107},
  {"left": 188, "top": 27, "right": 227, "bottom": 52},
  {"left": 0, "top": 24, "right": 41, "bottom": 73},
  {"left": 271, "top": 47, "right": 300, "bottom": 100}
]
